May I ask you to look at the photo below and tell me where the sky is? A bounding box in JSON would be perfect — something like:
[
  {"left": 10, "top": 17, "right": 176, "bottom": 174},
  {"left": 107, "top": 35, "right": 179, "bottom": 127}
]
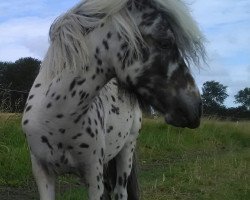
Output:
[{"left": 0, "top": 0, "right": 249, "bottom": 107}]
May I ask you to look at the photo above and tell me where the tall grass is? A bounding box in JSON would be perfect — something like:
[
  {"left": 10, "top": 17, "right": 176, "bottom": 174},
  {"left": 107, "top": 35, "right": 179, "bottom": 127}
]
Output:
[{"left": 0, "top": 114, "right": 250, "bottom": 199}]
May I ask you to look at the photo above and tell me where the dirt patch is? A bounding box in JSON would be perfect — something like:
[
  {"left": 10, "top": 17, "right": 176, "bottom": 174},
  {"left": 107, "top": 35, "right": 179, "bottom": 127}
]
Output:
[
  {"left": 0, "top": 185, "right": 37, "bottom": 200},
  {"left": 0, "top": 181, "right": 82, "bottom": 200}
]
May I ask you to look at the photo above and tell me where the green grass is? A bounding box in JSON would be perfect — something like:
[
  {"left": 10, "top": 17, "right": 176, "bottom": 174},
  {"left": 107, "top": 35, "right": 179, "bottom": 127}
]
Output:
[{"left": 1, "top": 114, "right": 250, "bottom": 199}]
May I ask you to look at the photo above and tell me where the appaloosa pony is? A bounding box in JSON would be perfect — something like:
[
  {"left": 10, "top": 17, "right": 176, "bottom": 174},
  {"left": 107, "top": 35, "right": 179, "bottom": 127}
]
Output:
[{"left": 22, "top": 0, "right": 205, "bottom": 199}]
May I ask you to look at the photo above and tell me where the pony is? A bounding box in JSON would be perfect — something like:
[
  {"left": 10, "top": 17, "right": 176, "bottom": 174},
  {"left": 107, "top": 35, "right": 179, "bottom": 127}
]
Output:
[{"left": 22, "top": 0, "right": 206, "bottom": 199}]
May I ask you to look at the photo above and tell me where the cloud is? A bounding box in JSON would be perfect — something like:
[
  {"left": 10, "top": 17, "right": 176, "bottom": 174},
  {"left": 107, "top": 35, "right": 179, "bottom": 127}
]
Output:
[{"left": 0, "top": 16, "right": 54, "bottom": 61}]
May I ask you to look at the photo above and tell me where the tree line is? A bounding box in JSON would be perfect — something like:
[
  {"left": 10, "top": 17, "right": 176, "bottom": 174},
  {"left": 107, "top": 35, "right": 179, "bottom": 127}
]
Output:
[
  {"left": 201, "top": 81, "right": 250, "bottom": 120},
  {"left": 0, "top": 57, "right": 250, "bottom": 120}
]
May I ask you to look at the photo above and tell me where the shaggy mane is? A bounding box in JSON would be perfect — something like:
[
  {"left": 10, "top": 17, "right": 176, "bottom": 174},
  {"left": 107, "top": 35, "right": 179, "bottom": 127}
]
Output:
[{"left": 42, "top": 0, "right": 206, "bottom": 78}]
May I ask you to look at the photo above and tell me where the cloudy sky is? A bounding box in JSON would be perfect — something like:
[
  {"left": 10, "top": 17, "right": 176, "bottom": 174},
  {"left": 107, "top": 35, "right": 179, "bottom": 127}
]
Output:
[{"left": 0, "top": 0, "right": 249, "bottom": 107}]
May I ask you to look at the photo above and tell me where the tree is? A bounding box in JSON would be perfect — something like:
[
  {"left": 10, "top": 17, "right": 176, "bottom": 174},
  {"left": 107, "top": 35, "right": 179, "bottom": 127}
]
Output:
[
  {"left": 0, "top": 57, "right": 40, "bottom": 112},
  {"left": 201, "top": 81, "right": 228, "bottom": 112},
  {"left": 0, "top": 57, "right": 40, "bottom": 91},
  {"left": 234, "top": 88, "right": 250, "bottom": 110}
]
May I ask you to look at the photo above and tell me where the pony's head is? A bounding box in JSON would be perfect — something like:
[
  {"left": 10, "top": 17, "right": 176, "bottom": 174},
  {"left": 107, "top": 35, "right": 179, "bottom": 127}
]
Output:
[
  {"left": 46, "top": 0, "right": 206, "bottom": 128},
  {"left": 118, "top": 0, "right": 206, "bottom": 128}
]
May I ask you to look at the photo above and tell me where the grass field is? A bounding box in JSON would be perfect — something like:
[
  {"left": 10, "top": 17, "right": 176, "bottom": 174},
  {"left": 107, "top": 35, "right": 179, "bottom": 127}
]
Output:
[{"left": 0, "top": 114, "right": 250, "bottom": 199}]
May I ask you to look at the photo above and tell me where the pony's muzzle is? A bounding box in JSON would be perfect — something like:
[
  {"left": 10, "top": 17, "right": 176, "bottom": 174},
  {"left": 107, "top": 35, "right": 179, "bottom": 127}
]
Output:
[{"left": 165, "top": 99, "right": 202, "bottom": 129}]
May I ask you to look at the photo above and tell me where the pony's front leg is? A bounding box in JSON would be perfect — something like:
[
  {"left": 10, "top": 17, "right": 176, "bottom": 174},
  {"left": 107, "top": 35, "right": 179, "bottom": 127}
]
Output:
[
  {"left": 31, "top": 154, "right": 55, "bottom": 200},
  {"left": 114, "top": 141, "right": 136, "bottom": 200},
  {"left": 85, "top": 157, "right": 105, "bottom": 200}
]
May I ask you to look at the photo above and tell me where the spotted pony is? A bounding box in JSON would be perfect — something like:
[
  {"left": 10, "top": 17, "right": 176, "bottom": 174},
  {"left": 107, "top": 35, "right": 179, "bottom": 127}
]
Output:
[{"left": 22, "top": 0, "right": 206, "bottom": 199}]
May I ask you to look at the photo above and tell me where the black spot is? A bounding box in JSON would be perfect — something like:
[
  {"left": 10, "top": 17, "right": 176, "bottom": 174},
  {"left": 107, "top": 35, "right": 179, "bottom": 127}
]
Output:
[
  {"left": 59, "top": 129, "right": 65, "bottom": 134},
  {"left": 28, "top": 95, "right": 34, "bottom": 100},
  {"left": 74, "top": 114, "right": 83, "bottom": 124},
  {"left": 80, "top": 92, "right": 86, "bottom": 100},
  {"left": 102, "top": 39, "right": 109, "bottom": 50},
  {"left": 88, "top": 118, "right": 92, "bottom": 125},
  {"left": 107, "top": 32, "right": 112, "bottom": 39},
  {"left": 115, "top": 194, "right": 119, "bottom": 200},
  {"left": 96, "top": 67, "right": 100, "bottom": 74},
  {"left": 97, "top": 59, "right": 102, "bottom": 66},
  {"left": 96, "top": 47, "right": 100, "bottom": 54},
  {"left": 96, "top": 86, "right": 100, "bottom": 91},
  {"left": 101, "top": 148, "right": 104, "bottom": 157},
  {"left": 107, "top": 126, "right": 113, "bottom": 133},
  {"left": 56, "top": 114, "right": 64, "bottom": 119},
  {"left": 35, "top": 83, "right": 41, "bottom": 88},
  {"left": 86, "top": 127, "right": 95, "bottom": 138},
  {"left": 77, "top": 79, "right": 86, "bottom": 85},
  {"left": 56, "top": 95, "right": 61, "bottom": 100},
  {"left": 117, "top": 52, "right": 122, "bottom": 61},
  {"left": 25, "top": 105, "right": 32, "bottom": 112},
  {"left": 78, "top": 100, "right": 84, "bottom": 106},
  {"left": 41, "top": 136, "right": 53, "bottom": 150},
  {"left": 126, "top": 75, "right": 133, "bottom": 86},
  {"left": 121, "top": 42, "right": 128, "bottom": 51},
  {"left": 57, "top": 143, "right": 63, "bottom": 149},
  {"left": 111, "top": 96, "right": 116, "bottom": 102},
  {"left": 79, "top": 143, "right": 89, "bottom": 148},
  {"left": 69, "top": 79, "right": 76, "bottom": 91},
  {"left": 111, "top": 105, "right": 120, "bottom": 115},
  {"left": 46, "top": 103, "right": 52, "bottom": 108},
  {"left": 67, "top": 145, "right": 73, "bottom": 150},
  {"left": 117, "top": 33, "right": 122, "bottom": 41},
  {"left": 71, "top": 90, "right": 76, "bottom": 97},
  {"left": 23, "top": 119, "right": 29, "bottom": 125},
  {"left": 72, "top": 133, "right": 82, "bottom": 140}
]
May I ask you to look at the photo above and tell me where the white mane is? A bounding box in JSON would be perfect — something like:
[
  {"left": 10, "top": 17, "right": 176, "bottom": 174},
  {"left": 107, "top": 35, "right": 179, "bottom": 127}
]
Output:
[{"left": 42, "top": 0, "right": 206, "bottom": 77}]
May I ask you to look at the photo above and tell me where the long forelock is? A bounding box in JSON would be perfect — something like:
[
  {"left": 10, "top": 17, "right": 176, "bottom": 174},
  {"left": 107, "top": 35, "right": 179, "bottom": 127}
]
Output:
[{"left": 154, "top": 0, "right": 206, "bottom": 67}]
